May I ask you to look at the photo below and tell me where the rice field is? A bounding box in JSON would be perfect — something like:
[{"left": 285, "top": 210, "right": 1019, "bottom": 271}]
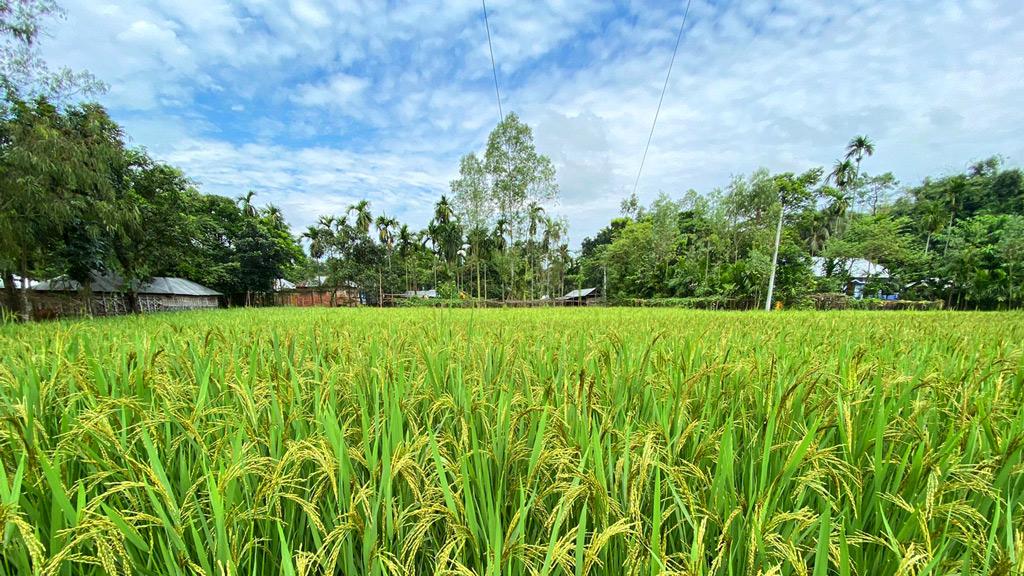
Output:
[{"left": 1, "top": 308, "right": 1023, "bottom": 576}]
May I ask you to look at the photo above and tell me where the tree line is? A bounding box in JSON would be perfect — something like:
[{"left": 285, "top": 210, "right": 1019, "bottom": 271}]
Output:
[
  {"left": 298, "top": 111, "right": 569, "bottom": 304},
  {"left": 0, "top": 94, "right": 305, "bottom": 317},
  {"left": 577, "top": 139, "right": 1024, "bottom": 309}
]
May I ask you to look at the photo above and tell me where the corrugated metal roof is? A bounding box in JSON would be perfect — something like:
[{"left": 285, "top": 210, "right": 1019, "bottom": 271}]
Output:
[
  {"left": 560, "top": 287, "right": 598, "bottom": 299},
  {"left": 140, "top": 277, "right": 221, "bottom": 296},
  {"left": 402, "top": 289, "right": 437, "bottom": 298},
  {"left": 0, "top": 275, "right": 37, "bottom": 289},
  {"left": 296, "top": 276, "right": 357, "bottom": 289},
  {"left": 34, "top": 273, "right": 221, "bottom": 296}
]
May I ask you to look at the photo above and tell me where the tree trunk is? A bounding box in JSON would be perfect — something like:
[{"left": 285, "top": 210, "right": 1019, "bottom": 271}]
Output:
[
  {"left": 765, "top": 207, "right": 784, "bottom": 311},
  {"left": 17, "top": 254, "right": 32, "bottom": 321},
  {"left": 127, "top": 291, "right": 141, "bottom": 314},
  {"left": 3, "top": 271, "right": 17, "bottom": 317}
]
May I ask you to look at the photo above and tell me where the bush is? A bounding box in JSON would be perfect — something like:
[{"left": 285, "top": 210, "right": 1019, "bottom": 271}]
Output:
[
  {"left": 612, "top": 296, "right": 754, "bottom": 310},
  {"left": 810, "top": 293, "right": 944, "bottom": 311}
]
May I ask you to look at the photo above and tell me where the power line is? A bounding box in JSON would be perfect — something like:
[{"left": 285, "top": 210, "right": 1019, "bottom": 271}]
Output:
[
  {"left": 481, "top": 0, "right": 504, "bottom": 123},
  {"left": 631, "top": 0, "right": 693, "bottom": 199}
]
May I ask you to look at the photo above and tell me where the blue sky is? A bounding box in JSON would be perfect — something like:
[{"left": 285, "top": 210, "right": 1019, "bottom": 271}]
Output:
[{"left": 42, "top": 0, "right": 1024, "bottom": 245}]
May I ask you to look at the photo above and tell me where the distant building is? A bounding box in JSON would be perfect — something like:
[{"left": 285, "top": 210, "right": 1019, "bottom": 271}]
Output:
[
  {"left": 401, "top": 289, "right": 438, "bottom": 298},
  {"left": 272, "top": 276, "right": 360, "bottom": 307},
  {"left": 0, "top": 275, "right": 37, "bottom": 290},
  {"left": 558, "top": 287, "right": 601, "bottom": 306},
  {"left": 811, "top": 257, "right": 891, "bottom": 299},
  {"left": 32, "top": 273, "right": 220, "bottom": 317}
]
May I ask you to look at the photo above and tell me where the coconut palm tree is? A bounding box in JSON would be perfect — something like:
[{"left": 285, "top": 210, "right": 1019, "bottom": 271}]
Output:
[{"left": 347, "top": 200, "right": 372, "bottom": 235}]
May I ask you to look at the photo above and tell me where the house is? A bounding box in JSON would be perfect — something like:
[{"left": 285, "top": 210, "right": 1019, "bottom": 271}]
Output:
[
  {"left": 272, "top": 275, "right": 360, "bottom": 307},
  {"left": 811, "top": 257, "right": 891, "bottom": 299},
  {"left": 32, "top": 273, "right": 220, "bottom": 317},
  {"left": 558, "top": 287, "right": 601, "bottom": 306}
]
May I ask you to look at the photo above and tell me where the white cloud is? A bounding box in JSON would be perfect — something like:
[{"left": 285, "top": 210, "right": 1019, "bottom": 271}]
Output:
[
  {"left": 156, "top": 136, "right": 455, "bottom": 233},
  {"left": 291, "top": 73, "right": 370, "bottom": 109},
  {"left": 290, "top": 0, "right": 331, "bottom": 29}
]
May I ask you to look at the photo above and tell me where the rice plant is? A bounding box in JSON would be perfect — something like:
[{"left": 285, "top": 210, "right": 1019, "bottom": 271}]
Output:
[{"left": 1, "top": 308, "right": 1022, "bottom": 575}]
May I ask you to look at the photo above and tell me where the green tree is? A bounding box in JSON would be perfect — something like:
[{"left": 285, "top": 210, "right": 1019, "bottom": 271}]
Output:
[
  {"left": 1, "top": 0, "right": 104, "bottom": 103},
  {"left": 765, "top": 169, "right": 822, "bottom": 310},
  {"left": 450, "top": 152, "right": 492, "bottom": 230},
  {"left": 483, "top": 112, "right": 558, "bottom": 298},
  {"left": 0, "top": 98, "right": 128, "bottom": 316}
]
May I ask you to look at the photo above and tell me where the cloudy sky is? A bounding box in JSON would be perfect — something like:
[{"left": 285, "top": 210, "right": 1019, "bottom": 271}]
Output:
[{"left": 42, "top": 0, "right": 1024, "bottom": 245}]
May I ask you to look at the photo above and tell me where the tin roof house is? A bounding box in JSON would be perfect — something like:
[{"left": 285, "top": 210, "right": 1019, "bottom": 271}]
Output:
[
  {"left": 32, "top": 273, "right": 220, "bottom": 317},
  {"left": 811, "top": 257, "right": 891, "bottom": 299},
  {"left": 558, "top": 287, "right": 601, "bottom": 306}
]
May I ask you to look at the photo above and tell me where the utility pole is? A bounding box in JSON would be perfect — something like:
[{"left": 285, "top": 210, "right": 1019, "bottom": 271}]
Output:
[{"left": 765, "top": 203, "right": 784, "bottom": 311}]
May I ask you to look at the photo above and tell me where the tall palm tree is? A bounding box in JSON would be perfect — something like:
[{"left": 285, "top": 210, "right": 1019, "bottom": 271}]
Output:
[
  {"left": 397, "top": 224, "right": 413, "bottom": 257},
  {"left": 466, "top": 225, "right": 492, "bottom": 300},
  {"left": 845, "top": 135, "right": 875, "bottom": 177},
  {"left": 493, "top": 218, "right": 511, "bottom": 298},
  {"left": 397, "top": 224, "right": 414, "bottom": 291},
  {"left": 237, "top": 190, "right": 258, "bottom": 218},
  {"left": 347, "top": 200, "right": 372, "bottom": 235},
  {"left": 302, "top": 225, "right": 325, "bottom": 261},
  {"left": 526, "top": 202, "right": 545, "bottom": 298},
  {"left": 828, "top": 159, "right": 856, "bottom": 190},
  {"left": 376, "top": 215, "right": 399, "bottom": 266},
  {"left": 434, "top": 195, "right": 454, "bottom": 225},
  {"left": 492, "top": 219, "right": 509, "bottom": 252},
  {"left": 375, "top": 215, "right": 395, "bottom": 247},
  {"left": 921, "top": 200, "right": 946, "bottom": 255},
  {"left": 264, "top": 204, "right": 284, "bottom": 225},
  {"left": 540, "top": 216, "right": 564, "bottom": 298},
  {"left": 527, "top": 203, "right": 545, "bottom": 241},
  {"left": 557, "top": 243, "right": 571, "bottom": 297}
]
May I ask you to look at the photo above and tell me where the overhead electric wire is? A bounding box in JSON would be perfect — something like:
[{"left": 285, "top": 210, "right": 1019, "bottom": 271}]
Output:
[
  {"left": 482, "top": 0, "right": 504, "bottom": 123},
  {"left": 631, "top": 0, "right": 693, "bottom": 198}
]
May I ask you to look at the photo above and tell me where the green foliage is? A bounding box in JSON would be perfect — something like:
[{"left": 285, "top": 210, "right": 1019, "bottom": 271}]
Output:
[
  {"left": 940, "top": 214, "right": 1024, "bottom": 308},
  {"left": 824, "top": 214, "right": 923, "bottom": 278}
]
